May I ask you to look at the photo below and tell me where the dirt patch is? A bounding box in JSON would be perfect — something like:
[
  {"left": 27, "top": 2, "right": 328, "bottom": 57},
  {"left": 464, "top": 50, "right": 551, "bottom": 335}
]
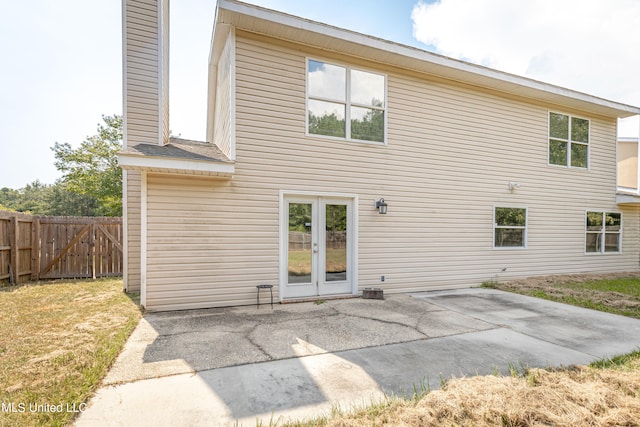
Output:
[
  {"left": 497, "top": 271, "right": 640, "bottom": 287},
  {"left": 489, "top": 272, "right": 640, "bottom": 315}
]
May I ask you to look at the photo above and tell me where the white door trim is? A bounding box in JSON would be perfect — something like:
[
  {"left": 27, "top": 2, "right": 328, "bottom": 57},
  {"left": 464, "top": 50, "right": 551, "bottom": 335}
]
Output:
[{"left": 279, "top": 190, "right": 358, "bottom": 301}]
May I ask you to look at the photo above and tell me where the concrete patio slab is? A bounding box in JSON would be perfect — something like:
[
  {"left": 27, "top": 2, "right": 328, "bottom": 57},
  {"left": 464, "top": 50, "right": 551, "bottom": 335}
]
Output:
[
  {"left": 76, "top": 289, "right": 640, "bottom": 426},
  {"left": 102, "top": 294, "right": 493, "bottom": 385}
]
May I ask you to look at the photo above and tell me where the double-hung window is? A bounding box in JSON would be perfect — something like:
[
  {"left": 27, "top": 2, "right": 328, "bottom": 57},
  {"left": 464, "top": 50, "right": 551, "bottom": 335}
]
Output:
[
  {"left": 494, "top": 207, "right": 527, "bottom": 248},
  {"left": 307, "top": 59, "right": 386, "bottom": 143},
  {"left": 586, "top": 211, "right": 621, "bottom": 253},
  {"left": 549, "top": 112, "right": 589, "bottom": 168}
]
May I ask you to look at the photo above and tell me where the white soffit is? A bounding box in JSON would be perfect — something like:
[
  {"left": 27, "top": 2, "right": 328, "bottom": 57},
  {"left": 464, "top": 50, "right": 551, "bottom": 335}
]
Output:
[
  {"left": 118, "top": 153, "right": 235, "bottom": 177},
  {"left": 216, "top": 0, "right": 640, "bottom": 119}
]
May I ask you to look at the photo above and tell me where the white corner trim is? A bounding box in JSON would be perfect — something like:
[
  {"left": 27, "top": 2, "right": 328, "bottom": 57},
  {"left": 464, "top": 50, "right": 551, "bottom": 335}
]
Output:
[
  {"left": 352, "top": 194, "right": 359, "bottom": 294},
  {"left": 278, "top": 193, "right": 286, "bottom": 302},
  {"left": 121, "top": 0, "right": 128, "bottom": 150},
  {"left": 122, "top": 169, "right": 129, "bottom": 292},
  {"left": 229, "top": 27, "right": 237, "bottom": 161},
  {"left": 157, "top": 0, "right": 169, "bottom": 146},
  {"left": 140, "top": 171, "right": 148, "bottom": 308}
]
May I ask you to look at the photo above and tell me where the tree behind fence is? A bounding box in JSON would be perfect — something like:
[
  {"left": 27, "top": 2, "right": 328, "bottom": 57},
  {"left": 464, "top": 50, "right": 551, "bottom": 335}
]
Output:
[{"left": 0, "top": 210, "right": 122, "bottom": 285}]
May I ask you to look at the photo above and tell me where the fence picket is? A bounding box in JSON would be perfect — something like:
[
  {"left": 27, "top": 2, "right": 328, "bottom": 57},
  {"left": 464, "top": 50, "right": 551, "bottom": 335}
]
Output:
[{"left": 0, "top": 211, "right": 122, "bottom": 285}]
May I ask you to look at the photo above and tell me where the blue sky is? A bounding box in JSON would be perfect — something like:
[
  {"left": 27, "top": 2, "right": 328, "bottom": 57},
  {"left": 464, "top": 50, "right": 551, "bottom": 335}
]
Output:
[{"left": 1, "top": 0, "right": 639, "bottom": 189}]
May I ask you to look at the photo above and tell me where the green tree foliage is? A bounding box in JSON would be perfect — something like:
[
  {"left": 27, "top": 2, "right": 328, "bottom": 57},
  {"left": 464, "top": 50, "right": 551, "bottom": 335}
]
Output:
[
  {"left": 308, "top": 112, "right": 346, "bottom": 138},
  {"left": 0, "top": 181, "right": 103, "bottom": 216},
  {"left": 47, "top": 183, "right": 102, "bottom": 216},
  {"left": 51, "top": 115, "right": 123, "bottom": 216},
  {"left": 0, "top": 203, "right": 16, "bottom": 212},
  {"left": 351, "top": 108, "right": 384, "bottom": 142},
  {"left": 0, "top": 181, "right": 51, "bottom": 214},
  {"left": 0, "top": 187, "right": 20, "bottom": 210},
  {"left": 326, "top": 204, "right": 346, "bottom": 232},
  {"left": 495, "top": 207, "right": 526, "bottom": 226},
  {"left": 16, "top": 181, "right": 51, "bottom": 214},
  {"left": 308, "top": 99, "right": 384, "bottom": 142},
  {"left": 288, "top": 203, "right": 312, "bottom": 232}
]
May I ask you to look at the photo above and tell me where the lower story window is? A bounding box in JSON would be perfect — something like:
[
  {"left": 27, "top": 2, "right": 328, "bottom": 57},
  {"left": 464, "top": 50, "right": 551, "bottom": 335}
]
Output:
[
  {"left": 494, "top": 207, "right": 527, "bottom": 248},
  {"left": 586, "top": 211, "right": 621, "bottom": 253}
]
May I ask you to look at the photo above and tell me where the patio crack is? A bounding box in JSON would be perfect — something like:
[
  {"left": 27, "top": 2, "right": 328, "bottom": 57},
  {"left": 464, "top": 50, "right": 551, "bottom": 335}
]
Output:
[
  {"left": 333, "top": 310, "right": 429, "bottom": 339},
  {"left": 245, "top": 322, "right": 274, "bottom": 360},
  {"left": 244, "top": 308, "right": 344, "bottom": 359}
]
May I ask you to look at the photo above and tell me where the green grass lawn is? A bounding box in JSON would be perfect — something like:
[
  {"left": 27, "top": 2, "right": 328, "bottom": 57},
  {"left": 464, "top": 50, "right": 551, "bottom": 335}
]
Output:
[
  {"left": 0, "top": 278, "right": 141, "bottom": 427},
  {"left": 288, "top": 248, "right": 347, "bottom": 276}
]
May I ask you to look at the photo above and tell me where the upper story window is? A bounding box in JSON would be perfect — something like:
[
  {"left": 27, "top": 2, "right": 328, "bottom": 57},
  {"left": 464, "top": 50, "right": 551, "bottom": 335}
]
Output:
[
  {"left": 549, "top": 112, "right": 589, "bottom": 168},
  {"left": 307, "top": 59, "right": 386, "bottom": 143}
]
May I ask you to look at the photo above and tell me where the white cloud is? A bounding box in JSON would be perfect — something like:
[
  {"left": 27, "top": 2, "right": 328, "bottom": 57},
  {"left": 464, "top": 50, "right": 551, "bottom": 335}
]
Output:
[{"left": 411, "top": 0, "right": 640, "bottom": 127}]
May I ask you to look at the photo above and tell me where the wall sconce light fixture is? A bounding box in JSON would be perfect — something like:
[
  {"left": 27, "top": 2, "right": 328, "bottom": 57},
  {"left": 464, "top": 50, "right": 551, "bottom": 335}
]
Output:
[
  {"left": 375, "top": 198, "right": 388, "bottom": 215},
  {"left": 508, "top": 181, "right": 521, "bottom": 192}
]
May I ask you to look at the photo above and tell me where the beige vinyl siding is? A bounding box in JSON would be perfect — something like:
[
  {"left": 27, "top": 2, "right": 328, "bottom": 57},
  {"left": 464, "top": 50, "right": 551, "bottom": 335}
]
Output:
[
  {"left": 123, "top": 0, "right": 168, "bottom": 146},
  {"left": 143, "top": 31, "right": 639, "bottom": 310},
  {"left": 213, "top": 30, "right": 234, "bottom": 158},
  {"left": 145, "top": 174, "right": 278, "bottom": 311},
  {"left": 233, "top": 33, "right": 639, "bottom": 292},
  {"left": 125, "top": 170, "right": 142, "bottom": 292},
  {"left": 618, "top": 141, "right": 638, "bottom": 190}
]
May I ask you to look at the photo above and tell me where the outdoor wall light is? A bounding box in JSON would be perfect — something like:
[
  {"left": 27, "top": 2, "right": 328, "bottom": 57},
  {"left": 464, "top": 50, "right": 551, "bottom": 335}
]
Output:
[
  {"left": 508, "top": 181, "right": 522, "bottom": 192},
  {"left": 375, "top": 198, "right": 388, "bottom": 215}
]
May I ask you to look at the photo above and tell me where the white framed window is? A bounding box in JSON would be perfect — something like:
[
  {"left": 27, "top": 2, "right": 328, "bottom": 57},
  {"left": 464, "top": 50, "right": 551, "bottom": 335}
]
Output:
[
  {"left": 586, "top": 211, "right": 621, "bottom": 254},
  {"left": 494, "top": 207, "right": 527, "bottom": 249},
  {"left": 307, "top": 59, "right": 386, "bottom": 143},
  {"left": 549, "top": 112, "right": 589, "bottom": 168}
]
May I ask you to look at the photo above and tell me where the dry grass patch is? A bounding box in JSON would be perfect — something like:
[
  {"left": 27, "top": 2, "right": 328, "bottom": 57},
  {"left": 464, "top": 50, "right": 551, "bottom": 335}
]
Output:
[
  {"left": 0, "top": 278, "right": 141, "bottom": 427},
  {"left": 283, "top": 355, "right": 640, "bottom": 427}
]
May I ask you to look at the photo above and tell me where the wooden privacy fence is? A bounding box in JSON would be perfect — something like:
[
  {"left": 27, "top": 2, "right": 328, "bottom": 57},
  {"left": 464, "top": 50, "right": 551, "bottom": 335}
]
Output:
[{"left": 0, "top": 211, "right": 122, "bottom": 285}]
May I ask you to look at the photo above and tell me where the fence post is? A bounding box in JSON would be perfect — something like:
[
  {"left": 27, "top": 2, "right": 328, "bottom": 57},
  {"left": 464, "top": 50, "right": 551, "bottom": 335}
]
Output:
[
  {"left": 90, "top": 223, "right": 96, "bottom": 279},
  {"left": 31, "top": 217, "right": 40, "bottom": 281},
  {"left": 10, "top": 215, "right": 19, "bottom": 285}
]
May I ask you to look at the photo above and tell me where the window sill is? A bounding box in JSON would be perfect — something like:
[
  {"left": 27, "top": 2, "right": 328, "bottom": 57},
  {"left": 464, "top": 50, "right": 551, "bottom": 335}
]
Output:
[
  {"left": 493, "top": 246, "right": 527, "bottom": 250},
  {"left": 306, "top": 132, "right": 387, "bottom": 146},
  {"left": 585, "top": 252, "right": 622, "bottom": 255},
  {"left": 547, "top": 163, "right": 589, "bottom": 171}
]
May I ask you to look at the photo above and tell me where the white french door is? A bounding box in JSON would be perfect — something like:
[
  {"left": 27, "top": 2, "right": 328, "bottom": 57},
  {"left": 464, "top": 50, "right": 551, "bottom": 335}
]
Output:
[{"left": 281, "top": 195, "right": 354, "bottom": 299}]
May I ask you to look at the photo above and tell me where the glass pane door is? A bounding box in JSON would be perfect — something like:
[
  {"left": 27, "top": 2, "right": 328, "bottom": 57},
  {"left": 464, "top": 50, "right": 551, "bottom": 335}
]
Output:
[
  {"left": 325, "top": 204, "right": 347, "bottom": 282},
  {"left": 288, "top": 202, "right": 313, "bottom": 285},
  {"left": 319, "top": 199, "right": 352, "bottom": 296},
  {"left": 282, "top": 196, "right": 354, "bottom": 299}
]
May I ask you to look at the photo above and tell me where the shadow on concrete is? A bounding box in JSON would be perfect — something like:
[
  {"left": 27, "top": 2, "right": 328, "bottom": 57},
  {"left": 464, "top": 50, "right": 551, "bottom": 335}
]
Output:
[{"left": 82, "top": 290, "right": 640, "bottom": 425}]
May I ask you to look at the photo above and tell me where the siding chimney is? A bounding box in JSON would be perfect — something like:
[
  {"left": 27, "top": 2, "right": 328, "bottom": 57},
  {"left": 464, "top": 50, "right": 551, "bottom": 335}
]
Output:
[{"left": 122, "top": 0, "right": 170, "bottom": 147}]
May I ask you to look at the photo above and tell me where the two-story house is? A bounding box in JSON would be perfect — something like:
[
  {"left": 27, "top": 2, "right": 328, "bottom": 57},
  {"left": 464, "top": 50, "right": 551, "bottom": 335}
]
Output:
[{"left": 119, "top": 0, "right": 640, "bottom": 311}]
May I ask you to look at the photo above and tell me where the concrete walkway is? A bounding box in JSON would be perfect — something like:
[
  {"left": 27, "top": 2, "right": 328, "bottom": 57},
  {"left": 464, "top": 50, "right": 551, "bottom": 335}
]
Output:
[{"left": 75, "top": 289, "right": 640, "bottom": 426}]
